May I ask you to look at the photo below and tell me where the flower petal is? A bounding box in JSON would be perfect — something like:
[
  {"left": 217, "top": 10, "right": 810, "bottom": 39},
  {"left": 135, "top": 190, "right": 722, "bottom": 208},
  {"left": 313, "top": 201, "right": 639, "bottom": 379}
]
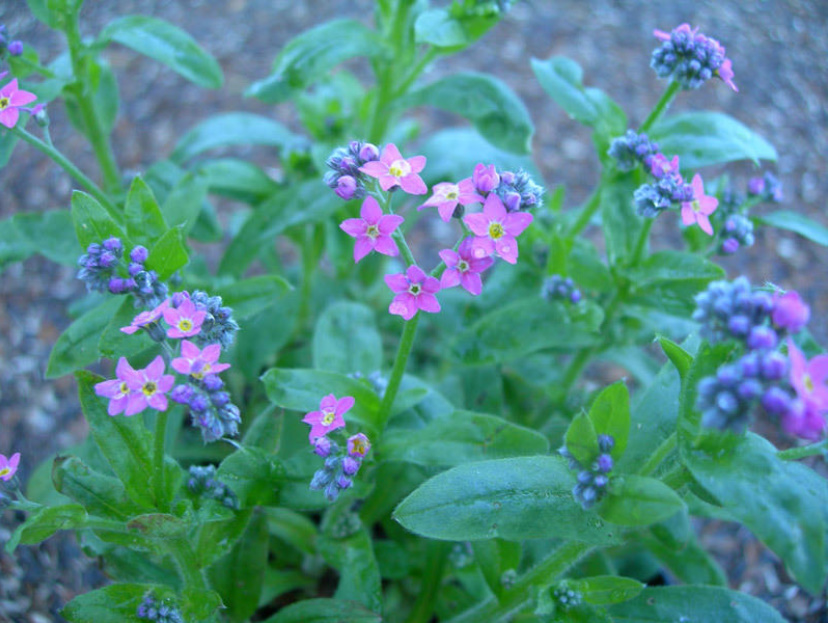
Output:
[
  {"left": 353, "top": 236, "right": 375, "bottom": 263},
  {"left": 385, "top": 273, "right": 410, "bottom": 293},
  {"left": 382, "top": 143, "right": 403, "bottom": 164},
  {"left": 360, "top": 196, "right": 382, "bottom": 223},
  {"left": 460, "top": 271, "right": 483, "bottom": 295},
  {"left": 407, "top": 155, "right": 426, "bottom": 173},
  {"left": 483, "top": 193, "right": 507, "bottom": 220},
  {"left": 463, "top": 213, "right": 490, "bottom": 236},
  {"left": 377, "top": 214, "right": 404, "bottom": 235},
  {"left": 373, "top": 235, "right": 399, "bottom": 257},
  {"left": 440, "top": 268, "right": 461, "bottom": 289},
  {"left": 340, "top": 218, "right": 367, "bottom": 237},
  {"left": 438, "top": 249, "right": 459, "bottom": 268},
  {"left": 399, "top": 173, "right": 428, "bottom": 195},
  {"left": 335, "top": 395, "right": 355, "bottom": 416},
  {"left": 503, "top": 211, "right": 533, "bottom": 237},
  {"left": 416, "top": 293, "right": 441, "bottom": 313}
]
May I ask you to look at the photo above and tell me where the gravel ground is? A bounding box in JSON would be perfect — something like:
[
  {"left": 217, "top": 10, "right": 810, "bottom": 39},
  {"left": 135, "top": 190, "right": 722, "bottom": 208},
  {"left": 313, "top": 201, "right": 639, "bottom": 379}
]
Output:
[{"left": 1, "top": 1, "right": 827, "bottom": 621}]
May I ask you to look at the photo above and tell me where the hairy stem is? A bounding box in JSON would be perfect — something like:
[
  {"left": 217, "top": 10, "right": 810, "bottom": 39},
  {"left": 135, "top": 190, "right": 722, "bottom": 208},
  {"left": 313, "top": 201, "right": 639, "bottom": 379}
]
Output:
[
  {"left": 639, "top": 80, "right": 681, "bottom": 134},
  {"left": 778, "top": 439, "right": 828, "bottom": 461},
  {"left": 638, "top": 432, "right": 677, "bottom": 476}
]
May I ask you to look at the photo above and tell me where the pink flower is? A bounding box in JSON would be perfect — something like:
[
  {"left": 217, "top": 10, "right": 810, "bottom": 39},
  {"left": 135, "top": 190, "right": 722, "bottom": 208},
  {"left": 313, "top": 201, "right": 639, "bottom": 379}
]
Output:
[
  {"left": 680, "top": 174, "right": 718, "bottom": 236},
  {"left": 0, "top": 79, "right": 37, "bottom": 129},
  {"left": 95, "top": 357, "right": 140, "bottom": 415},
  {"left": 772, "top": 291, "right": 810, "bottom": 333},
  {"left": 781, "top": 400, "right": 826, "bottom": 441},
  {"left": 172, "top": 340, "right": 230, "bottom": 379},
  {"left": 649, "top": 154, "right": 680, "bottom": 179},
  {"left": 418, "top": 179, "right": 483, "bottom": 222},
  {"left": 716, "top": 58, "right": 738, "bottom": 92},
  {"left": 472, "top": 163, "right": 500, "bottom": 194},
  {"left": 653, "top": 23, "right": 697, "bottom": 42},
  {"left": 163, "top": 297, "right": 206, "bottom": 339},
  {"left": 347, "top": 433, "right": 371, "bottom": 458},
  {"left": 121, "top": 299, "right": 170, "bottom": 335},
  {"left": 385, "top": 265, "right": 441, "bottom": 321},
  {"left": 439, "top": 237, "right": 494, "bottom": 296},
  {"left": 120, "top": 355, "right": 175, "bottom": 416},
  {"left": 0, "top": 453, "right": 20, "bottom": 482},
  {"left": 788, "top": 339, "right": 828, "bottom": 412},
  {"left": 302, "top": 394, "right": 354, "bottom": 442},
  {"left": 359, "top": 143, "right": 427, "bottom": 195},
  {"left": 339, "top": 196, "right": 404, "bottom": 262},
  {"left": 463, "top": 193, "right": 533, "bottom": 264}
]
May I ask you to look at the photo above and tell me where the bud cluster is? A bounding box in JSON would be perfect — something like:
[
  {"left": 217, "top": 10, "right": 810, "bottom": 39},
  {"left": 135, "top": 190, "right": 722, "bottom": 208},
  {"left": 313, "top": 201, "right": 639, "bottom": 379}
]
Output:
[
  {"left": 468, "top": 164, "right": 544, "bottom": 213},
  {"left": 541, "top": 275, "right": 582, "bottom": 304},
  {"left": 747, "top": 171, "right": 783, "bottom": 203},
  {"left": 0, "top": 25, "right": 23, "bottom": 58},
  {"left": 692, "top": 277, "right": 774, "bottom": 345},
  {"left": 720, "top": 214, "right": 755, "bottom": 255},
  {"left": 651, "top": 24, "right": 733, "bottom": 90},
  {"left": 633, "top": 171, "right": 694, "bottom": 218},
  {"left": 607, "top": 129, "right": 660, "bottom": 172},
  {"left": 553, "top": 585, "right": 584, "bottom": 610},
  {"left": 188, "top": 290, "right": 239, "bottom": 348},
  {"left": 186, "top": 465, "right": 239, "bottom": 509},
  {"left": 559, "top": 434, "right": 615, "bottom": 510},
  {"left": 310, "top": 432, "right": 371, "bottom": 502},
  {"left": 324, "top": 140, "right": 381, "bottom": 201},
  {"left": 137, "top": 594, "right": 184, "bottom": 623},
  {"left": 171, "top": 372, "right": 241, "bottom": 443}
]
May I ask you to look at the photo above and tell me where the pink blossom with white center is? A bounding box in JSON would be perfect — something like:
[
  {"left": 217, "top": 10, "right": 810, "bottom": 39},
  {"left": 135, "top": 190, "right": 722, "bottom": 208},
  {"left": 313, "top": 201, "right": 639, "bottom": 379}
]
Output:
[
  {"left": 339, "top": 196, "right": 404, "bottom": 262},
  {"left": 163, "top": 297, "right": 206, "bottom": 339},
  {"left": 359, "top": 143, "right": 427, "bottom": 195},
  {"left": 384, "top": 265, "right": 441, "bottom": 321},
  {"left": 418, "top": 179, "right": 483, "bottom": 222},
  {"left": 121, "top": 299, "right": 170, "bottom": 335},
  {"left": 788, "top": 339, "right": 828, "bottom": 412},
  {"left": 172, "top": 340, "right": 231, "bottom": 379},
  {"left": 120, "top": 355, "right": 175, "bottom": 416},
  {"left": 302, "top": 394, "right": 354, "bottom": 442},
  {"left": 0, "top": 79, "right": 37, "bottom": 129},
  {"left": 463, "top": 193, "right": 533, "bottom": 264},
  {"left": 680, "top": 174, "right": 718, "bottom": 236},
  {"left": 94, "top": 357, "right": 141, "bottom": 415},
  {"left": 0, "top": 453, "right": 20, "bottom": 482},
  {"left": 439, "top": 237, "right": 494, "bottom": 296}
]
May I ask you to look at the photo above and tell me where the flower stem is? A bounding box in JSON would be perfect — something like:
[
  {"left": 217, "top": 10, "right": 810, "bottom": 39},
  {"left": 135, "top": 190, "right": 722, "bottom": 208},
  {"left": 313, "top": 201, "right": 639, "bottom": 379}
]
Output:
[
  {"left": 404, "top": 541, "right": 448, "bottom": 623},
  {"left": 377, "top": 313, "right": 420, "bottom": 431},
  {"left": 639, "top": 80, "right": 681, "bottom": 134},
  {"left": 567, "top": 176, "right": 607, "bottom": 238},
  {"left": 778, "top": 439, "right": 828, "bottom": 461},
  {"left": 638, "top": 432, "right": 677, "bottom": 476},
  {"left": 631, "top": 218, "right": 655, "bottom": 265},
  {"left": 153, "top": 410, "right": 170, "bottom": 512},
  {"left": 167, "top": 537, "right": 209, "bottom": 592}
]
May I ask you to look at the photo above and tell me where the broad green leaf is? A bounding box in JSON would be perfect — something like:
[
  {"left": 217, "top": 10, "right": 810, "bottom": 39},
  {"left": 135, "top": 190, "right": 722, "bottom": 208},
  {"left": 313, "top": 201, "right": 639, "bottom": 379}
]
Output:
[
  {"left": 161, "top": 172, "right": 209, "bottom": 235},
  {"left": 756, "top": 210, "right": 828, "bottom": 247},
  {"left": 196, "top": 158, "right": 280, "bottom": 204},
  {"left": 571, "top": 575, "right": 644, "bottom": 606},
  {"left": 657, "top": 336, "right": 693, "bottom": 379},
  {"left": 650, "top": 111, "right": 777, "bottom": 168},
  {"left": 403, "top": 72, "right": 534, "bottom": 154},
  {"left": 71, "top": 191, "right": 126, "bottom": 250},
  {"left": 643, "top": 532, "right": 727, "bottom": 587},
  {"left": 217, "top": 447, "right": 285, "bottom": 508},
  {"left": 124, "top": 176, "right": 168, "bottom": 247},
  {"left": 587, "top": 381, "right": 630, "bottom": 461},
  {"left": 266, "top": 507, "right": 317, "bottom": 555},
  {"left": 246, "top": 19, "right": 388, "bottom": 103},
  {"left": 145, "top": 226, "right": 188, "bottom": 280},
  {"left": 12, "top": 209, "right": 79, "bottom": 266},
  {"left": 414, "top": 8, "right": 498, "bottom": 49},
  {"left": 171, "top": 113, "right": 301, "bottom": 163},
  {"left": 686, "top": 434, "right": 827, "bottom": 594},
  {"left": 215, "top": 275, "right": 293, "bottom": 320},
  {"left": 61, "top": 583, "right": 150, "bottom": 623},
  {"left": 6, "top": 504, "right": 87, "bottom": 552},
  {"left": 46, "top": 297, "right": 121, "bottom": 378},
  {"left": 52, "top": 455, "right": 149, "bottom": 519},
  {"left": 598, "top": 475, "right": 685, "bottom": 527},
  {"left": 394, "top": 456, "right": 623, "bottom": 543},
  {"left": 98, "top": 298, "right": 154, "bottom": 360},
  {"left": 379, "top": 410, "right": 549, "bottom": 466},
  {"left": 600, "top": 176, "right": 641, "bottom": 265},
  {"left": 564, "top": 411, "right": 598, "bottom": 466},
  {"left": 531, "top": 56, "right": 626, "bottom": 137},
  {"left": 126, "top": 513, "right": 188, "bottom": 540},
  {"left": 100, "top": 16, "right": 223, "bottom": 88},
  {"left": 607, "top": 586, "right": 786, "bottom": 622},
  {"left": 312, "top": 302, "right": 382, "bottom": 375},
  {"left": 451, "top": 298, "right": 603, "bottom": 365},
  {"left": 26, "top": 0, "right": 78, "bottom": 29},
  {"left": 677, "top": 342, "right": 736, "bottom": 447},
  {"left": 260, "top": 598, "right": 382, "bottom": 623}
]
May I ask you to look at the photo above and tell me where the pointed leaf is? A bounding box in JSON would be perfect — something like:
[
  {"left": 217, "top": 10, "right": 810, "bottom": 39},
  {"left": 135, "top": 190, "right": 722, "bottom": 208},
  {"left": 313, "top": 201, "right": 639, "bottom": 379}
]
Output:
[
  {"left": 46, "top": 297, "right": 121, "bottom": 378},
  {"left": 124, "top": 176, "right": 168, "bottom": 247},
  {"left": 598, "top": 475, "right": 686, "bottom": 527}
]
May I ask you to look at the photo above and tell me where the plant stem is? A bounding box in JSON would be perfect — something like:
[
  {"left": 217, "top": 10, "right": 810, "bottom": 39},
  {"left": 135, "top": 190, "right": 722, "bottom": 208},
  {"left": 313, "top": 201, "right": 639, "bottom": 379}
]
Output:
[
  {"left": 11, "top": 127, "right": 119, "bottom": 217},
  {"left": 404, "top": 541, "right": 448, "bottom": 623},
  {"left": 638, "top": 432, "right": 677, "bottom": 476},
  {"left": 639, "top": 80, "right": 681, "bottom": 134},
  {"left": 153, "top": 410, "right": 169, "bottom": 512},
  {"left": 65, "top": 12, "right": 121, "bottom": 194},
  {"left": 377, "top": 314, "right": 420, "bottom": 431},
  {"left": 631, "top": 218, "right": 654, "bottom": 265},
  {"left": 393, "top": 47, "right": 438, "bottom": 98},
  {"left": 778, "top": 439, "right": 828, "bottom": 461},
  {"left": 167, "top": 538, "right": 209, "bottom": 592},
  {"left": 567, "top": 179, "right": 605, "bottom": 238},
  {"left": 297, "top": 225, "right": 316, "bottom": 329}
]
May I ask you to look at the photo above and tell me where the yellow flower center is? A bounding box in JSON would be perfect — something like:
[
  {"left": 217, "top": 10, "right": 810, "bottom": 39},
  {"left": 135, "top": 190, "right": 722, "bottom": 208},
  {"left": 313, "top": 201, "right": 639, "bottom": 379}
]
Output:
[
  {"left": 389, "top": 159, "right": 411, "bottom": 178},
  {"left": 351, "top": 438, "right": 367, "bottom": 455},
  {"left": 192, "top": 363, "right": 211, "bottom": 380},
  {"left": 119, "top": 382, "right": 129, "bottom": 395},
  {"left": 805, "top": 375, "right": 814, "bottom": 393},
  {"left": 692, "top": 199, "right": 702, "bottom": 213},
  {"left": 178, "top": 319, "right": 193, "bottom": 332},
  {"left": 142, "top": 381, "right": 157, "bottom": 397},
  {"left": 0, "top": 97, "right": 9, "bottom": 110},
  {"left": 441, "top": 185, "right": 459, "bottom": 200},
  {"left": 0, "top": 468, "right": 10, "bottom": 478},
  {"left": 488, "top": 222, "right": 505, "bottom": 239},
  {"left": 457, "top": 260, "right": 469, "bottom": 272},
  {"left": 321, "top": 410, "right": 336, "bottom": 426},
  {"left": 366, "top": 224, "right": 379, "bottom": 239},
  {"left": 409, "top": 284, "right": 421, "bottom": 295}
]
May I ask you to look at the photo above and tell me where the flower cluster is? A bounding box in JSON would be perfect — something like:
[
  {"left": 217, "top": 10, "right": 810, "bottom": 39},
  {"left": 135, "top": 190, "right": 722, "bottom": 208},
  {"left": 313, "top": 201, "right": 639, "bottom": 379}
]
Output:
[
  {"left": 559, "top": 435, "right": 615, "bottom": 510},
  {"left": 302, "top": 395, "right": 371, "bottom": 502},
  {"left": 694, "top": 279, "right": 825, "bottom": 439},
  {"left": 0, "top": 72, "right": 38, "bottom": 129},
  {"left": 747, "top": 171, "right": 783, "bottom": 203},
  {"left": 186, "top": 465, "right": 239, "bottom": 509},
  {"left": 607, "top": 130, "right": 660, "bottom": 172},
  {"left": 137, "top": 594, "right": 184, "bottom": 623},
  {"left": 720, "top": 214, "right": 755, "bottom": 255},
  {"left": 541, "top": 275, "right": 582, "bottom": 304},
  {"left": 324, "top": 140, "right": 381, "bottom": 200},
  {"left": 651, "top": 23, "right": 737, "bottom": 91},
  {"left": 553, "top": 585, "right": 583, "bottom": 611}
]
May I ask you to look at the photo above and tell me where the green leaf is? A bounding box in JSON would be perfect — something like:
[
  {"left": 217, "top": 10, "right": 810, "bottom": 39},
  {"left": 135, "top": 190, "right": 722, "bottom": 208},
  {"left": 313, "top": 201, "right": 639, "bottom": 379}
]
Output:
[
  {"left": 394, "top": 456, "right": 623, "bottom": 543},
  {"left": 685, "top": 434, "right": 827, "bottom": 594},
  {"left": 171, "top": 113, "right": 301, "bottom": 163},
  {"left": 62, "top": 584, "right": 164, "bottom": 623},
  {"left": 260, "top": 598, "right": 382, "bottom": 623},
  {"left": 531, "top": 56, "right": 626, "bottom": 137},
  {"left": 571, "top": 575, "right": 644, "bottom": 606},
  {"left": 650, "top": 111, "right": 777, "bottom": 168},
  {"left": 161, "top": 171, "right": 209, "bottom": 236},
  {"left": 643, "top": 532, "right": 727, "bottom": 587},
  {"left": 657, "top": 336, "right": 693, "bottom": 379},
  {"left": 12, "top": 209, "right": 79, "bottom": 266},
  {"left": 99, "top": 16, "right": 223, "bottom": 88},
  {"left": 26, "top": 0, "right": 78, "bottom": 29},
  {"left": 312, "top": 302, "right": 382, "bottom": 375},
  {"left": 52, "top": 455, "right": 149, "bottom": 519},
  {"left": 564, "top": 411, "right": 598, "bottom": 466},
  {"left": 607, "top": 586, "right": 786, "bottom": 622},
  {"left": 756, "top": 210, "right": 828, "bottom": 247},
  {"left": 124, "top": 176, "right": 168, "bottom": 248},
  {"left": 6, "top": 504, "right": 87, "bottom": 552},
  {"left": 71, "top": 191, "right": 126, "bottom": 250},
  {"left": 0, "top": 217, "right": 34, "bottom": 270},
  {"left": 403, "top": 72, "right": 534, "bottom": 154},
  {"left": 217, "top": 447, "right": 284, "bottom": 508},
  {"left": 196, "top": 158, "right": 280, "bottom": 204},
  {"left": 215, "top": 275, "right": 293, "bottom": 320},
  {"left": 98, "top": 298, "right": 154, "bottom": 359},
  {"left": 65, "top": 57, "right": 119, "bottom": 135},
  {"left": 145, "top": 226, "right": 188, "bottom": 280},
  {"left": 587, "top": 381, "right": 630, "bottom": 461},
  {"left": 0, "top": 127, "right": 20, "bottom": 169},
  {"left": 46, "top": 297, "right": 121, "bottom": 378},
  {"left": 246, "top": 19, "right": 388, "bottom": 103},
  {"left": 414, "top": 8, "right": 498, "bottom": 49},
  {"left": 598, "top": 475, "right": 686, "bottom": 527},
  {"left": 451, "top": 298, "right": 603, "bottom": 365},
  {"left": 380, "top": 410, "right": 549, "bottom": 466},
  {"left": 600, "top": 176, "right": 642, "bottom": 265},
  {"left": 473, "top": 539, "right": 521, "bottom": 598}
]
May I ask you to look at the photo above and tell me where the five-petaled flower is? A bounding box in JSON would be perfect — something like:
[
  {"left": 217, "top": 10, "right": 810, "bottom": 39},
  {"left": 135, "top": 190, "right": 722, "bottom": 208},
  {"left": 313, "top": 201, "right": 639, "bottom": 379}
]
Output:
[
  {"left": 347, "top": 433, "right": 371, "bottom": 458},
  {"left": 418, "top": 179, "right": 482, "bottom": 222},
  {"left": 385, "top": 265, "right": 441, "bottom": 321},
  {"left": 94, "top": 357, "right": 141, "bottom": 415},
  {"left": 302, "top": 394, "right": 354, "bottom": 442},
  {"left": 439, "top": 237, "right": 494, "bottom": 296},
  {"left": 172, "top": 340, "right": 231, "bottom": 379},
  {"left": 163, "top": 297, "right": 206, "bottom": 339},
  {"left": 0, "top": 453, "right": 20, "bottom": 482},
  {"left": 339, "top": 196, "right": 404, "bottom": 262},
  {"left": 772, "top": 291, "right": 810, "bottom": 333},
  {"left": 463, "top": 193, "right": 533, "bottom": 264},
  {"left": 788, "top": 339, "right": 828, "bottom": 412},
  {"left": 120, "top": 355, "right": 175, "bottom": 416},
  {"left": 359, "top": 143, "right": 427, "bottom": 195},
  {"left": 680, "top": 174, "right": 718, "bottom": 235},
  {"left": 121, "top": 299, "right": 170, "bottom": 335},
  {"left": 0, "top": 78, "right": 37, "bottom": 129}
]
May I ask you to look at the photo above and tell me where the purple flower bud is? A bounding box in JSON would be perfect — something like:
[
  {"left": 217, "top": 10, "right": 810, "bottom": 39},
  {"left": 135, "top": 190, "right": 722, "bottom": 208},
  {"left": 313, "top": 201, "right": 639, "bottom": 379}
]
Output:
[
  {"left": 87, "top": 242, "right": 102, "bottom": 255},
  {"left": 128, "top": 262, "right": 144, "bottom": 277},
  {"left": 8, "top": 40, "right": 23, "bottom": 56},
  {"left": 102, "top": 237, "right": 123, "bottom": 255},
  {"left": 597, "top": 434, "right": 615, "bottom": 453},
  {"left": 310, "top": 468, "right": 333, "bottom": 489},
  {"left": 772, "top": 291, "right": 810, "bottom": 333},
  {"left": 747, "top": 176, "right": 766, "bottom": 196},
  {"left": 747, "top": 326, "right": 778, "bottom": 351},
  {"left": 577, "top": 470, "right": 593, "bottom": 485},
  {"left": 739, "top": 353, "right": 761, "bottom": 378},
  {"left": 727, "top": 315, "right": 751, "bottom": 337},
  {"left": 335, "top": 175, "right": 358, "bottom": 200},
  {"left": 737, "top": 379, "right": 763, "bottom": 401},
  {"left": 760, "top": 351, "right": 788, "bottom": 380},
  {"left": 342, "top": 456, "right": 361, "bottom": 476},
  {"left": 503, "top": 191, "right": 522, "bottom": 212},
  {"left": 359, "top": 143, "right": 380, "bottom": 162},
  {"left": 716, "top": 364, "right": 741, "bottom": 386},
  {"left": 722, "top": 238, "right": 740, "bottom": 254},
  {"left": 500, "top": 170, "right": 515, "bottom": 185},
  {"left": 762, "top": 386, "right": 792, "bottom": 415},
  {"left": 593, "top": 474, "right": 609, "bottom": 488},
  {"left": 596, "top": 453, "right": 613, "bottom": 473},
  {"left": 313, "top": 436, "right": 332, "bottom": 457},
  {"left": 211, "top": 391, "right": 230, "bottom": 407},
  {"left": 171, "top": 291, "right": 190, "bottom": 307},
  {"left": 189, "top": 394, "right": 209, "bottom": 413},
  {"left": 98, "top": 251, "right": 117, "bottom": 268},
  {"left": 324, "top": 171, "right": 339, "bottom": 188},
  {"left": 203, "top": 375, "right": 223, "bottom": 391},
  {"left": 171, "top": 384, "right": 194, "bottom": 404},
  {"left": 336, "top": 475, "right": 353, "bottom": 490},
  {"left": 472, "top": 163, "right": 500, "bottom": 193},
  {"left": 107, "top": 277, "right": 130, "bottom": 294},
  {"left": 570, "top": 290, "right": 582, "bottom": 304},
  {"left": 130, "top": 246, "right": 149, "bottom": 263}
]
